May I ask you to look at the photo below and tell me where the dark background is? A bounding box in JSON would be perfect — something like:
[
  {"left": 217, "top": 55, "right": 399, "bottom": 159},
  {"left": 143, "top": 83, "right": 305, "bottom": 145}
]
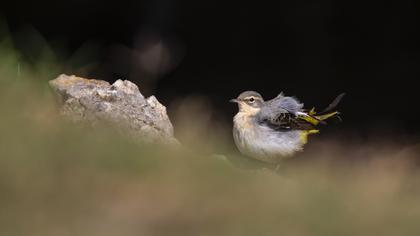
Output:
[{"left": 2, "top": 0, "right": 419, "bottom": 137}]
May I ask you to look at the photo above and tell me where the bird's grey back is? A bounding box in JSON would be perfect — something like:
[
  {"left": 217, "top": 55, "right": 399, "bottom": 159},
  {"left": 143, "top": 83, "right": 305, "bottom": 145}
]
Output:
[{"left": 258, "top": 93, "right": 304, "bottom": 121}]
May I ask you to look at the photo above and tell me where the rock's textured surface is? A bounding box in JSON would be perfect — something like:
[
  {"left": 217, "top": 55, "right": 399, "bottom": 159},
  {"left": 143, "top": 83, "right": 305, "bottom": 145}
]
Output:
[{"left": 49, "top": 74, "right": 177, "bottom": 144}]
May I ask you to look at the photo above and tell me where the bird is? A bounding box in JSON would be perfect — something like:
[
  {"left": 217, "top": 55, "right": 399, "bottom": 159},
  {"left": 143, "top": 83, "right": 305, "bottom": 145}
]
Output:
[{"left": 230, "top": 91, "right": 344, "bottom": 164}]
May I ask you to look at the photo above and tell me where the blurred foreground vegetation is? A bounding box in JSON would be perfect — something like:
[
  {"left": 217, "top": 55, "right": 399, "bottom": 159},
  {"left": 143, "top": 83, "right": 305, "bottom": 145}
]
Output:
[{"left": 1, "top": 23, "right": 420, "bottom": 236}]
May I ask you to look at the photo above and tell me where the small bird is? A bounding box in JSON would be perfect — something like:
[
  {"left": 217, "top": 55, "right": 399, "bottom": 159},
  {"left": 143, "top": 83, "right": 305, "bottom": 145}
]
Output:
[{"left": 231, "top": 91, "right": 344, "bottom": 164}]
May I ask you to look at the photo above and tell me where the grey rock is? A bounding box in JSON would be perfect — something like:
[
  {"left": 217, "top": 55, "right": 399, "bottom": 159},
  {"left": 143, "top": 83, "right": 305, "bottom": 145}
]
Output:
[{"left": 49, "top": 74, "right": 178, "bottom": 145}]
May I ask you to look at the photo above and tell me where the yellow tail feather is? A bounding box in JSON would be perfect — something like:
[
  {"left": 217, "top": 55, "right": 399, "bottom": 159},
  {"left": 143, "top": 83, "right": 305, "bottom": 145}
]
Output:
[
  {"left": 298, "top": 111, "right": 339, "bottom": 126},
  {"left": 315, "top": 111, "right": 338, "bottom": 121},
  {"left": 299, "top": 115, "right": 320, "bottom": 125}
]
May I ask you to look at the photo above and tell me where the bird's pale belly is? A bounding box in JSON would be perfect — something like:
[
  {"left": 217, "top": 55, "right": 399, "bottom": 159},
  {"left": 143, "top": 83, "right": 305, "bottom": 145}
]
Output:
[{"left": 233, "top": 121, "right": 304, "bottom": 163}]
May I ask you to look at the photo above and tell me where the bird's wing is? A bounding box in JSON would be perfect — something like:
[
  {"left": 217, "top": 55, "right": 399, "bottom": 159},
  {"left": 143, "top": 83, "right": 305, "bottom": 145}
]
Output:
[{"left": 258, "top": 94, "right": 316, "bottom": 130}]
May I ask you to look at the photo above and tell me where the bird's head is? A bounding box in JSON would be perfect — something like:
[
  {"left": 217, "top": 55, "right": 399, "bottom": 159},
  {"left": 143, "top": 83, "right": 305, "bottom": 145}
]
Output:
[{"left": 230, "top": 91, "right": 264, "bottom": 114}]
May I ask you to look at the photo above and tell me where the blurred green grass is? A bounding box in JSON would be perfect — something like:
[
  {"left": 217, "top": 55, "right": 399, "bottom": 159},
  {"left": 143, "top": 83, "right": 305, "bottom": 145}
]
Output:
[{"left": 2, "top": 24, "right": 420, "bottom": 236}]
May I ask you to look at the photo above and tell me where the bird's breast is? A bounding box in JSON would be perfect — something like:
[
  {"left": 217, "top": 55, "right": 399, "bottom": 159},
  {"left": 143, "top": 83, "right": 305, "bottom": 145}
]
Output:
[{"left": 233, "top": 112, "right": 304, "bottom": 163}]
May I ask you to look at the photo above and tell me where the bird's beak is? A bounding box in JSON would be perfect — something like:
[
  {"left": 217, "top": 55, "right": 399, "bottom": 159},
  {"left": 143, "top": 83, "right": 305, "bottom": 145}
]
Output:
[{"left": 230, "top": 98, "right": 239, "bottom": 103}]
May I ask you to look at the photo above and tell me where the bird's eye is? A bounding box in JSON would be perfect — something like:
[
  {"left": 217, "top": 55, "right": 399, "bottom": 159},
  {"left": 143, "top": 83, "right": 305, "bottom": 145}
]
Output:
[{"left": 248, "top": 97, "right": 255, "bottom": 103}]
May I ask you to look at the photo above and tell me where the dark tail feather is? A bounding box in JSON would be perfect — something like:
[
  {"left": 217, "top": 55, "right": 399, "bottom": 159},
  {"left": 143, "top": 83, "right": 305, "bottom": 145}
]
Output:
[{"left": 317, "top": 93, "right": 345, "bottom": 115}]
